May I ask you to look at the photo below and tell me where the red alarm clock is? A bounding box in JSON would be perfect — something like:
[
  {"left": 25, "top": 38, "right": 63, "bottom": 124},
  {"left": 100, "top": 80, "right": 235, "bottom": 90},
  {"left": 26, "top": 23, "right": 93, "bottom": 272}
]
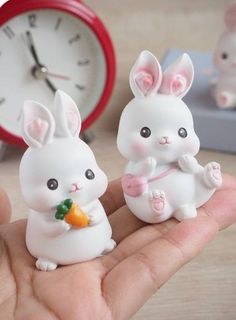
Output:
[{"left": 0, "top": 0, "right": 115, "bottom": 146}]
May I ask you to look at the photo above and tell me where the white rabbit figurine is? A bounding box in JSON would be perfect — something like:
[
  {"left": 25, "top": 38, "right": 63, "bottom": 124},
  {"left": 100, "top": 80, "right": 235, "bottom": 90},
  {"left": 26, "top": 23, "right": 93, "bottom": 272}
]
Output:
[
  {"left": 117, "top": 51, "right": 222, "bottom": 224},
  {"left": 213, "top": 1, "right": 236, "bottom": 108},
  {"left": 19, "top": 90, "right": 116, "bottom": 271}
]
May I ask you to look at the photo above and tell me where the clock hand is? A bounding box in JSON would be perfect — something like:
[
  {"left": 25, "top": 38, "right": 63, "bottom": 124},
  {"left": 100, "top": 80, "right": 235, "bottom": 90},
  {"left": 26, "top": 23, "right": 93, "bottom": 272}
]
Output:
[
  {"left": 31, "top": 65, "right": 58, "bottom": 94},
  {"left": 45, "top": 78, "right": 57, "bottom": 93},
  {"left": 26, "top": 31, "right": 58, "bottom": 94},
  {"left": 47, "top": 72, "right": 71, "bottom": 81},
  {"left": 25, "top": 30, "right": 41, "bottom": 66}
]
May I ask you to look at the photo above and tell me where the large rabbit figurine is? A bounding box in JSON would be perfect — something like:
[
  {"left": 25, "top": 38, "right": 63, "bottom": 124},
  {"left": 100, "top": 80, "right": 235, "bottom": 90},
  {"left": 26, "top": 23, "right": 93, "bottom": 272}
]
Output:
[
  {"left": 19, "top": 90, "right": 116, "bottom": 271},
  {"left": 117, "top": 51, "right": 222, "bottom": 224},
  {"left": 213, "top": 1, "right": 236, "bottom": 108}
]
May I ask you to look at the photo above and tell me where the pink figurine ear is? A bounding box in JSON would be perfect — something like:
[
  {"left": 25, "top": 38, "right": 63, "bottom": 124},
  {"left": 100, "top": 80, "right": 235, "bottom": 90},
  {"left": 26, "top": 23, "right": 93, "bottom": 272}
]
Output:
[
  {"left": 22, "top": 101, "right": 55, "bottom": 148},
  {"left": 225, "top": 2, "right": 236, "bottom": 31},
  {"left": 130, "top": 50, "right": 162, "bottom": 98},
  {"left": 52, "top": 90, "right": 81, "bottom": 138},
  {"left": 159, "top": 53, "right": 194, "bottom": 99}
]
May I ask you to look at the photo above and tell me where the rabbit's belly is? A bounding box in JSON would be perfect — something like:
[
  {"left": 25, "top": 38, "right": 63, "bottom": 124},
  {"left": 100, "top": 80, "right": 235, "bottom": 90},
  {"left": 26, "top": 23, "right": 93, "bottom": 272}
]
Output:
[
  {"left": 125, "top": 172, "right": 195, "bottom": 223},
  {"left": 26, "top": 214, "right": 112, "bottom": 264}
]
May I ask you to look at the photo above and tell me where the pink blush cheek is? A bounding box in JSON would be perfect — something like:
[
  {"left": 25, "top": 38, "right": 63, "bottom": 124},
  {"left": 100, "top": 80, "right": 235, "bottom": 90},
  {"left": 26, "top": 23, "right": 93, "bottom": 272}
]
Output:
[
  {"left": 184, "top": 139, "right": 200, "bottom": 156},
  {"left": 132, "top": 142, "right": 149, "bottom": 157},
  {"left": 29, "top": 188, "right": 61, "bottom": 211}
]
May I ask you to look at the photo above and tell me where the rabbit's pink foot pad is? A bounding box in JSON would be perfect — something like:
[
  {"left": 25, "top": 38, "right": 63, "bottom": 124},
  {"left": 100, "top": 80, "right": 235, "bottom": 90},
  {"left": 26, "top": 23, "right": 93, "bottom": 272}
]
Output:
[
  {"left": 149, "top": 190, "right": 166, "bottom": 215},
  {"left": 217, "top": 92, "right": 231, "bottom": 108},
  {"left": 204, "top": 162, "right": 222, "bottom": 188}
]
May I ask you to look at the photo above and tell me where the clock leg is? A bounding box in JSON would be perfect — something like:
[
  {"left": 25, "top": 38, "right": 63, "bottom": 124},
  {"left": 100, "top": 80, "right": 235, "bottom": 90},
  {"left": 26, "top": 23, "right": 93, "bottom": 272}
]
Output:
[{"left": 0, "top": 141, "right": 7, "bottom": 161}]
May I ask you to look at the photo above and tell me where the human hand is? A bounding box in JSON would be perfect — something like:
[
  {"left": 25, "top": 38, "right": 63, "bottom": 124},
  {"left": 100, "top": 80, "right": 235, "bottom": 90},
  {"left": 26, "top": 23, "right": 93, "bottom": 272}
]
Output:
[{"left": 0, "top": 175, "right": 236, "bottom": 320}]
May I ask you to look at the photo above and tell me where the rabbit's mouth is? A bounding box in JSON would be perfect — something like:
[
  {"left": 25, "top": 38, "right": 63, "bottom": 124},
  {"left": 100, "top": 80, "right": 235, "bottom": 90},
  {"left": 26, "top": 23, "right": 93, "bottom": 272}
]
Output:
[
  {"left": 69, "top": 183, "right": 82, "bottom": 193},
  {"left": 159, "top": 136, "right": 171, "bottom": 145}
]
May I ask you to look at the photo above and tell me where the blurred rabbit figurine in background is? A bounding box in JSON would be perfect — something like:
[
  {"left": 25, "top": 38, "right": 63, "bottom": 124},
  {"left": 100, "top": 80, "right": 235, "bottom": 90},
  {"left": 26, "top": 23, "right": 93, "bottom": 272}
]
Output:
[
  {"left": 117, "top": 51, "right": 222, "bottom": 224},
  {"left": 213, "top": 1, "right": 236, "bottom": 108},
  {"left": 19, "top": 90, "right": 116, "bottom": 271}
]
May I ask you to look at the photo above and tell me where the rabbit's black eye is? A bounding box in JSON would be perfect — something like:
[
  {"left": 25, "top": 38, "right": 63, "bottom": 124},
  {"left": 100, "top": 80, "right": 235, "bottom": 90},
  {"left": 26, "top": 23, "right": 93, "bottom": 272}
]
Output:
[
  {"left": 47, "top": 179, "right": 58, "bottom": 190},
  {"left": 178, "top": 127, "right": 187, "bottom": 138},
  {"left": 85, "top": 169, "right": 95, "bottom": 180},
  {"left": 140, "top": 127, "right": 151, "bottom": 138},
  {"left": 221, "top": 52, "right": 228, "bottom": 60}
]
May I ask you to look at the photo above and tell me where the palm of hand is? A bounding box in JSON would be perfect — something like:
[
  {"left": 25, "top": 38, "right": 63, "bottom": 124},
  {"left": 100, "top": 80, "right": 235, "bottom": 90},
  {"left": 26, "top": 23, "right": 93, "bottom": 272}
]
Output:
[{"left": 1, "top": 175, "right": 236, "bottom": 320}]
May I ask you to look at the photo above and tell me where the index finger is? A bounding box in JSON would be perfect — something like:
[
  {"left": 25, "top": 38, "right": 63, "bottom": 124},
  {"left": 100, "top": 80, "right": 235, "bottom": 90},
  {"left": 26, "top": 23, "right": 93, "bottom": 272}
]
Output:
[{"left": 100, "top": 179, "right": 125, "bottom": 215}]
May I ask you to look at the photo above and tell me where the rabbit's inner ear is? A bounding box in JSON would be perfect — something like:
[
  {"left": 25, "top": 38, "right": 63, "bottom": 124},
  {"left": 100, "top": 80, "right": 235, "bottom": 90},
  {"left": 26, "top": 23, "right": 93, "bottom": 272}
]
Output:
[
  {"left": 225, "top": 2, "right": 236, "bottom": 31},
  {"left": 66, "top": 108, "right": 80, "bottom": 136},
  {"left": 22, "top": 101, "right": 55, "bottom": 148},
  {"left": 160, "top": 53, "right": 194, "bottom": 99},
  {"left": 52, "top": 90, "right": 81, "bottom": 138},
  {"left": 130, "top": 50, "right": 162, "bottom": 98},
  {"left": 135, "top": 71, "right": 154, "bottom": 96},
  {"left": 27, "top": 118, "right": 49, "bottom": 144}
]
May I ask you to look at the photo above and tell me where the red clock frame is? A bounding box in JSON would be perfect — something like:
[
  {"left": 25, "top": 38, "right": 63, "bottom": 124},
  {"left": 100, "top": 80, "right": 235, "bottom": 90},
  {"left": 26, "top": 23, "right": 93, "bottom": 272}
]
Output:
[{"left": 0, "top": 0, "right": 116, "bottom": 147}]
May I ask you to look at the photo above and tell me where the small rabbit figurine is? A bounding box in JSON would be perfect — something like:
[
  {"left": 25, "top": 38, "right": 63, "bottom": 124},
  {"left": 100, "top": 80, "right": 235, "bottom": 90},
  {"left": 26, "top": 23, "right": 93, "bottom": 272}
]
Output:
[
  {"left": 117, "top": 51, "right": 222, "bottom": 224},
  {"left": 213, "top": 1, "right": 236, "bottom": 108},
  {"left": 19, "top": 90, "right": 116, "bottom": 271}
]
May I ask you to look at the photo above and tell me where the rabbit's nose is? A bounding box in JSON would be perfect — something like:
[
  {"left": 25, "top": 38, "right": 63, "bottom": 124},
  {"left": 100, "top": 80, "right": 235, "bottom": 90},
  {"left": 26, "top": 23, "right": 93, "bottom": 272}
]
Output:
[
  {"left": 232, "top": 60, "right": 236, "bottom": 67},
  {"left": 69, "top": 183, "right": 81, "bottom": 193},
  {"left": 159, "top": 136, "right": 171, "bottom": 145}
]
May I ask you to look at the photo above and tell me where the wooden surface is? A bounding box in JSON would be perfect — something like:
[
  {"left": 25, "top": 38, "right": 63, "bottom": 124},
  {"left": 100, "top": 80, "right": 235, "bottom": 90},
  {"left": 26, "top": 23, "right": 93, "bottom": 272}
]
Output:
[{"left": 1, "top": 0, "right": 236, "bottom": 319}]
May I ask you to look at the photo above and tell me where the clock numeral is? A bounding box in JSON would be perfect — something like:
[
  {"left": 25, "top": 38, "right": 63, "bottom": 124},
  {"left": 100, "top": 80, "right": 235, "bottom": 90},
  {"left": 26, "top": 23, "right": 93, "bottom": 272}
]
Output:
[
  {"left": 2, "top": 26, "right": 15, "bottom": 39},
  {"left": 78, "top": 59, "right": 90, "bottom": 66},
  {"left": 55, "top": 17, "right": 62, "bottom": 31},
  {"left": 0, "top": 98, "right": 5, "bottom": 105},
  {"left": 75, "top": 84, "right": 86, "bottom": 91},
  {"left": 28, "top": 14, "right": 37, "bottom": 28},
  {"left": 69, "top": 34, "right": 81, "bottom": 45}
]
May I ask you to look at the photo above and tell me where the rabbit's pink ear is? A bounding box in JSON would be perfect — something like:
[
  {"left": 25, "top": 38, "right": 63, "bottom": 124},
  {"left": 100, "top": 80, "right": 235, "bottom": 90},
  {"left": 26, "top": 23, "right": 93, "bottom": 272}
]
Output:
[
  {"left": 52, "top": 90, "right": 81, "bottom": 138},
  {"left": 225, "top": 2, "right": 236, "bottom": 31},
  {"left": 130, "top": 50, "right": 162, "bottom": 98},
  {"left": 22, "top": 101, "right": 55, "bottom": 148},
  {"left": 159, "top": 54, "right": 194, "bottom": 99}
]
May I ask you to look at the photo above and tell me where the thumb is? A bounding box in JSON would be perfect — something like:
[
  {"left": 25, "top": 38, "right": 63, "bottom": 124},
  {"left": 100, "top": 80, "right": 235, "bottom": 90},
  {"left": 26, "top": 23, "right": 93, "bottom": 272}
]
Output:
[{"left": 0, "top": 187, "right": 11, "bottom": 224}]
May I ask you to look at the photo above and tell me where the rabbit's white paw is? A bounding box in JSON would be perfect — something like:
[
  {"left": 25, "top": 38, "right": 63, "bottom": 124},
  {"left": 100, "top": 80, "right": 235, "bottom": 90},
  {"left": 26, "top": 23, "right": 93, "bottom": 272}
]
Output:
[
  {"left": 136, "top": 157, "right": 157, "bottom": 176},
  {"left": 89, "top": 215, "right": 103, "bottom": 226},
  {"left": 178, "top": 155, "right": 200, "bottom": 173},
  {"left": 36, "top": 258, "right": 57, "bottom": 271},
  {"left": 149, "top": 190, "right": 166, "bottom": 215},
  {"left": 102, "top": 239, "right": 117, "bottom": 254},
  {"left": 203, "top": 162, "right": 222, "bottom": 188},
  {"left": 174, "top": 205, "right": 197, "bottom": 221},
  {"left": 57, "top": 220, "right": 71, "bottom": 233}
]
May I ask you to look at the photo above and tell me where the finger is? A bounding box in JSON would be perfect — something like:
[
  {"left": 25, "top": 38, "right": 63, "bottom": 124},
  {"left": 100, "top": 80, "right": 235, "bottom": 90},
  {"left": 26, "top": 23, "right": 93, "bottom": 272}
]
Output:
[
  {"left": 100, "top": 179, "right": 125, "bottom": 215},
  {"left": 103, "top": 182, "right": 236, "bottom": 272},
  {"left": 202, "top": 188, "right": 236, "bottom": 230},
  {"left": 0, "top": 187, "right": 11, "bottom": 224},
  {"left": 109, "top": 205, "right": 145, "bottom": 242},
  {"left": 102, "top": 217, "right": 177, "bottom": 271},
  {"left": 220, "top": 173, "right": 236, "bottom": 190},
  {"left": 103, "top": 215, "right": 218, "bottom": 320}
]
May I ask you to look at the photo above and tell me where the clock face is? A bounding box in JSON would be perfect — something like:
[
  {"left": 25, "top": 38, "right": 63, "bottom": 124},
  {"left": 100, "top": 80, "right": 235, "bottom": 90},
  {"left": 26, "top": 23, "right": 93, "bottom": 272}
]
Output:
[{"left": 0, "top": 9, "right": 107, "bottom": 137}]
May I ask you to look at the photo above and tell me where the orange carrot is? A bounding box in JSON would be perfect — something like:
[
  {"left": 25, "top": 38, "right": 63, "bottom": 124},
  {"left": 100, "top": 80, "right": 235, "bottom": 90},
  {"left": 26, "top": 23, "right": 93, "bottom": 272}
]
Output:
[{"left": 64, "top": 203, "right": 89, "bottom": 227}]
